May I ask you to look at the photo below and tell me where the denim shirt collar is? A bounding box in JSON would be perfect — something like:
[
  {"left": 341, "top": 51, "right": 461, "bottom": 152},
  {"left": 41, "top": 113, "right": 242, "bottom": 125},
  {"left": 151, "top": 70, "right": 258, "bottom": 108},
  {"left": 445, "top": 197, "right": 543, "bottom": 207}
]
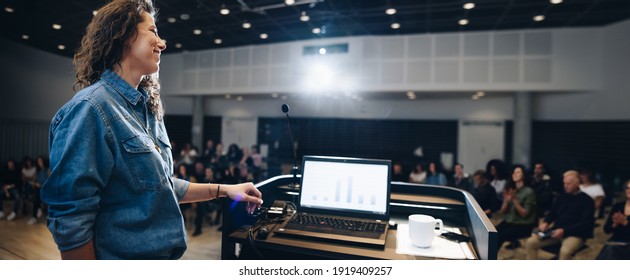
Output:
[{"left": 101, "top": 69, "right": 148, "bottom": 106}]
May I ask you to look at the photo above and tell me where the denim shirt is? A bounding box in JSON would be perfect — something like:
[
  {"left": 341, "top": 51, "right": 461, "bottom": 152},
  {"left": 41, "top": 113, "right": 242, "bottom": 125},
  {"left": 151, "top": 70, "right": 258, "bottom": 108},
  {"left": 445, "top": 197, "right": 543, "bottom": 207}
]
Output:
[{"left": 41, "top": 70, "right": 190, "bottom": 259}]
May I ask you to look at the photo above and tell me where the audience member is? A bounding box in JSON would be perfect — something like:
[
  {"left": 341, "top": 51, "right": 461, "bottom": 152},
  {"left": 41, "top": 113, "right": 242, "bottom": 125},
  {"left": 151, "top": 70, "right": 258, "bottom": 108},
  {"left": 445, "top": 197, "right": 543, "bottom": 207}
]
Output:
[
  {"left": 578, "top": 168, "right": 606, "bottom": 218},
  {"left": 179, "top": 143, "right": 198, "bottom": 168},
  {"left": 596, "top": 179, "right": 630, "bottom": 259},
  {"left": 496, "top": 165, "right": 537, "bottom": 250},
  {"left": 531, "top": 162, "right": 553, "bottom": 218},
  {"left": 192, "top": 167, "right": 215, "bottom": 237},
  {"left": 28, "top": 156, "right": 49, "bottom": 225},
  {"left": 391, "top": 162, "right": 406, "bottom": 182},
  {"left": 192, "top": 161, "right": 205, "bottom": 182},
  {"left": 226, "top": 144, "right": 243, "bottom": 164},
  {"left": 450, "top": 163, "right": 471, "bottom": 191},
  {"left": 425, "top": 162, "right": 447, "bottom": 186},
  {"left": 525, "top": 170, "right": 595, "bottom": 260},
  {"left": 470, "top": 170, "right": 499, "bottom": 216},
  {"left": 487, "top": 159, "right": 508, "bottom": 202},
  {"left": 409, "top": 162, "right": 426, "bottom": 184},
  {"left": 201, "top": 139, "right": 215, "bottom": 164},
  {"left": 1, "top": 159, "right": 21, "bottom": 221}
]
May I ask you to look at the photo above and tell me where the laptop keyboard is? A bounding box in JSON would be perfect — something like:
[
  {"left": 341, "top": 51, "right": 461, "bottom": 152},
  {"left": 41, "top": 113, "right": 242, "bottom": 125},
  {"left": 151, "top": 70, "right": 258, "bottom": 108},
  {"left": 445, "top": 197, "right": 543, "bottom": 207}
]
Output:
[{"left": 285, "top": 213, "right": 386, "bottom": 238}]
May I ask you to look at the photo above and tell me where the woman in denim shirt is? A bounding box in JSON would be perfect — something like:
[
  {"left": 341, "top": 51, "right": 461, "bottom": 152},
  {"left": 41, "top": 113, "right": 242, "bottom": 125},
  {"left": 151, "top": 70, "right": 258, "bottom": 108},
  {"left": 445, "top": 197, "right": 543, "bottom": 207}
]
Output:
[{"left": 41, "top": 0, "right": 262, "bottom": 259}]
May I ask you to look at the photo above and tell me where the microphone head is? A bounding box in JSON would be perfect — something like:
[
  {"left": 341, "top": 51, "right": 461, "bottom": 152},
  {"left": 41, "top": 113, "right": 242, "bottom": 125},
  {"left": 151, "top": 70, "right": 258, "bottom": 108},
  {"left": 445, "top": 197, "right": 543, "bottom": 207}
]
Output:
[{"left": 281, "top": 104, "right": 290, "bottom": 114}]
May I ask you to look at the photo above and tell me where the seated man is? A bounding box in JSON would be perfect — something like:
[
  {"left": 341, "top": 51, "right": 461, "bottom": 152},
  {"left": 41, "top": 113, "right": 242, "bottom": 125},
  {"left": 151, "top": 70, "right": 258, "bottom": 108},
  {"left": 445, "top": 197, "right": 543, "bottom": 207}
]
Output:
[{"left": 525, "top": 170, "right": 595, "bottom": 260}]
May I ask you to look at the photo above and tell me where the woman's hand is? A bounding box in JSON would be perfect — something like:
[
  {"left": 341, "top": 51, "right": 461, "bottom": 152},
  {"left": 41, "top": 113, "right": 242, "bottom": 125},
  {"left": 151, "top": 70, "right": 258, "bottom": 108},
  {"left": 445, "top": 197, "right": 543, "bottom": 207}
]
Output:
[{"left": 224, "top": 182, "right": 263, "bottom": 214}]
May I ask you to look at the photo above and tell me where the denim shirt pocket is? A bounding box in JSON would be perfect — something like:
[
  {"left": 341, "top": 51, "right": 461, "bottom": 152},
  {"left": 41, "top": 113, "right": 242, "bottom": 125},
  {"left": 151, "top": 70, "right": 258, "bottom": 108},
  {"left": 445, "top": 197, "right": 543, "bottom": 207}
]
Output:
[{"left": 121, "top": 134, "right": 169, "bottom": 192}]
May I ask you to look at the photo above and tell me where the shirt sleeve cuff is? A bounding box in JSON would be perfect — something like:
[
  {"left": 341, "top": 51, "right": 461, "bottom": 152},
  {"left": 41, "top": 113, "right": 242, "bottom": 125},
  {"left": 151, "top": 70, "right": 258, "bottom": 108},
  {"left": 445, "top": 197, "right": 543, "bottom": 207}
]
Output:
[{"left": 172, "top": 177, "right": 190, "bottom": 202}]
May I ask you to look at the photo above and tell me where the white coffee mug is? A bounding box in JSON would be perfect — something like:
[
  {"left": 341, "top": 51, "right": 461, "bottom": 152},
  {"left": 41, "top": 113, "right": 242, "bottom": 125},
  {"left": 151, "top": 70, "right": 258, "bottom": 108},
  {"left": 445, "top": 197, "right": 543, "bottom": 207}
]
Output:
[{"left": 408, "top": 214, "right": 443, "bottom": 248}]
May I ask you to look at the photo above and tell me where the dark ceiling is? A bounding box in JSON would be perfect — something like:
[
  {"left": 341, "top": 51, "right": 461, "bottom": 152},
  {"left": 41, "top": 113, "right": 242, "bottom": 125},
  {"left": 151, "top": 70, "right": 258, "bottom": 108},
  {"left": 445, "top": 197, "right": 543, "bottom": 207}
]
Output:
[{"left": 1, "top": 0, "right": 629, "bottom": 58}]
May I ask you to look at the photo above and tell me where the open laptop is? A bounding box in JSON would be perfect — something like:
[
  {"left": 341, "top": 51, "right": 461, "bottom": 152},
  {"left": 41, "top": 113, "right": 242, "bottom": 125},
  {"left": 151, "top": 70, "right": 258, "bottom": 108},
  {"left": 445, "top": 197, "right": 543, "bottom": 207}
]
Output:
[{"left": 274, "top": 155, "right": 392, "bottom": 247}]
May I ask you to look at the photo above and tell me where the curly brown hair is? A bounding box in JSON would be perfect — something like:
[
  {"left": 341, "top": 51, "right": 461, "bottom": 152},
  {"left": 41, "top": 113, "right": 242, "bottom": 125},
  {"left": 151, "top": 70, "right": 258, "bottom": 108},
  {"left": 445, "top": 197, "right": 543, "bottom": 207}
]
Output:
[{"left": 73, "top": 0, "right": 163, "bottom": 120}]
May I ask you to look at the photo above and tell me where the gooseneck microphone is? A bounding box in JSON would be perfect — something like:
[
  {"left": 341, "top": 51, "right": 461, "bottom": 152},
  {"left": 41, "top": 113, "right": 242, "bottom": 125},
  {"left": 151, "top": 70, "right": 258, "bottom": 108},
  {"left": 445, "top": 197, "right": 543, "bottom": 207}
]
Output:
[{"left": 282, "top": 104, "right": 300, "bottom": 195}]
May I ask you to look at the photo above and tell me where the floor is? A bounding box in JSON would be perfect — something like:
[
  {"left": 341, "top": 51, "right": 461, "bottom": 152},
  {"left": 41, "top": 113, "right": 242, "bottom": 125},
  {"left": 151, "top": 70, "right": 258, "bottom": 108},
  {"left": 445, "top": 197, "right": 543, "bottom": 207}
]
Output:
[{"left": 0, "top": 206, "right": 612, "bottom": 260}]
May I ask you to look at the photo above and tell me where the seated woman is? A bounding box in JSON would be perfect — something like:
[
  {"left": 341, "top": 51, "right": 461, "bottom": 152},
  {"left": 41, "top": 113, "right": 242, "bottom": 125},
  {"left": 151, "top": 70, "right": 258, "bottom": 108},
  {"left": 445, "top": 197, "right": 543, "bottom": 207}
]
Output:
[
  {"left": 597, "top": 179, "right": 630, "bottom": 259},
  {"left": 496, "top": 165, "right": 537, "bottom": 251}
]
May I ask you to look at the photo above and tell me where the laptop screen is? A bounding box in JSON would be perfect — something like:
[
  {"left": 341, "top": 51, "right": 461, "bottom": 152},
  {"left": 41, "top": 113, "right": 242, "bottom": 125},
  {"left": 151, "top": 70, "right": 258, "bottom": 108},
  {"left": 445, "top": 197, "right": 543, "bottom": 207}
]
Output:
[{"left": 299, "top": 156, "right": 391, "bottom": 219}]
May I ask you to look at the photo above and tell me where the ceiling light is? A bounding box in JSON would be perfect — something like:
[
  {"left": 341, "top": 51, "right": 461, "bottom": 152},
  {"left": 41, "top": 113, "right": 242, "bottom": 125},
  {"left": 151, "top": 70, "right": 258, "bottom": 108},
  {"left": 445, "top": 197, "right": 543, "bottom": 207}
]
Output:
[
  {"left": 92, "top": 10, "right": 98, "bottom": 16},
  {"left": 193, "top": 29, "right": 202, "bottom": 35},
  {"left": 312, "top": 27, "right": 321, "bottom": 34},
  {"left": 406, "top": 91, "right": 415, "bottom": 97},
  {"left": 22, "top": 34, "right": 29, "bottom": 40},
  {"left": 214, "top": 38, "right": 222, "bottom": 44},
  {"left": 476, "top": 91, "right": 485, "bottom": 97},
  {"left": 242, "top": 21, "right": 251, "bottom": 29},
  {"left": 236, "top": 96, "right": 243, "bottom": 101},
  {"left": 260, "top": 33, "right": 268, "bottom": 39},
  {"left": 167, "top": 17, "right": 176, "bottom": 23},
  {"left": 285, "top": 0, "right": 295, "bottom": 5},
  {"left": 319, "top": 48, "right": 327, "bottom": 55},
  {"left": 52, "top": 24, "right": 62, "bottom": 30},
  {"left": 300, "top": 11, "right": 310, "bottom": 22},
  {"left": 5, "top": 7, "right": 14, "bottom": 13},
  {"left": 385, "top": 8, "right": 397, "bottom": 15},
  {"left": 220, "top": 6, "right": 230, "bottom": 15},
  {"left": 271, "top": 93, "right": 279, "bottom": 98},
  {"left": 180, "top": 14, "right": 190, "bottom": 20},
  {"left": 550, "top": 0, "right": 563, "bottom": 4},
  {"left": 463, "top": 3, "right": 475, "bottom": 10},
  {"left": 533, "top": 15, "right": 545, "bottom": 22},
  {"left": 391, "top": 22, "right": 401, "bottom": 29},
  {"left": 175, "top": 43, "right": 182, "bottom": 48},
  {"left": 57, "top": 45, "right": 66, "bottom": 50},
  {"left": 472, "top": 95, "right": 480, "bottom": 100},
  {"left": 458, "top": 19, "right": 469, "bottom": 26}
]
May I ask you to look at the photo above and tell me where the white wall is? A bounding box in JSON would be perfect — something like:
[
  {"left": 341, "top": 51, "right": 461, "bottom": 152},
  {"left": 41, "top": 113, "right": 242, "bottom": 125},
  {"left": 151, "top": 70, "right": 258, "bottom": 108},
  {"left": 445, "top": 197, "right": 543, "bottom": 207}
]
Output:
[
  {"left": 0, "top": 37, "right": 74, "bottom": 122},
  {"left": 534, "top": 19, "right": 630, "bottom": 120},
  {"left": 1, "top": 20, "right": 629, "bottom": 123}
]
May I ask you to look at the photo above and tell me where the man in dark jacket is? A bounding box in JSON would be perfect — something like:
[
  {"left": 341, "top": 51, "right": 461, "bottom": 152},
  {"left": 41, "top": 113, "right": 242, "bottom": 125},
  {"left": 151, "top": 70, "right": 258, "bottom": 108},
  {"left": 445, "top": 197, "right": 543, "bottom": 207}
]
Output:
[{"left": 525, "top": 170, "right": 594, "bottom": 260}]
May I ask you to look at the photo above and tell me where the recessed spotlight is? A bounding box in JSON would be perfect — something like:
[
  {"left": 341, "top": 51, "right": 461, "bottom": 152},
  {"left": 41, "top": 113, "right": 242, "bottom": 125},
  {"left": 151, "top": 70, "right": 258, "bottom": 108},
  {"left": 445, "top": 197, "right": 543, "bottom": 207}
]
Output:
[
  {"left": 175, "top": 43, "right": 182, "bottom": 48},
  {"left": 22, "top": 34, "right": 29, "bottom": 40},
  {"left": 385, "top": 8, "right": 397, "bottom": 15},
  {"left": 285, "top": 0, "right": 295, "bottom": 5},
  {"left": 463, "top": 3, "right": 475, "bottom": 10},
  {"left": 193, "top": 29, "right": 202, "bottom": 35},
  {"left": 312, "top": 27, "right": 321, "bottom": 34},
  {"left": 57, "top": 45, "right": 66, "bottom": 50},
  {"left": 271, "top": 93, "right": 279, "bottom": 98},
  {"left": 242, "top": 21, "right": 251, "bottom": 29},
  {"left": 550, "top": 0, "right": 563, "bottom": 4},
  {"left": 214, "top": 38, "right": 222, "bottom": 44},
  {"left": 300, "top": 11, "right": 310, "bottom": 22},
  {"left": 476, "top": 91, "right": 485, "bottom": 97},
  {"left": 458, "top": 19, "right": 469, "bottom": 26},
  {"left": 52, "top": 24, "right": 62, "bottom": 30},
  {"left": 92, "top": 10, "right": 98, "bottom": 16},
  {"left": 236, "top": 96, "right": 243, "bottom": 101},
  {"left": 5, "top": 7, "right": 14, "bottom": 13},
  {"left": 533, "top": 15, "right": 545, "bottom": 22},
  {"left": 167, "top": 17, "right": 176, "bottom": 23},
  {"left": 180, "top": 14, "right": 190, "bottom": 20},
  {"left": 391, "top": 22, "right": 401, "bottom": 29},
  {"left": 220, "top": 6, "right": 230, "bottom": 15},
  {"left": 406, "top": 91, "right": 415, "bottom": 97},
  {"left": 260, "top": 33, "right": 268, "bottom": 39},
  {"left": 319, "top": 48, "right": 327, "bottom": 55}
]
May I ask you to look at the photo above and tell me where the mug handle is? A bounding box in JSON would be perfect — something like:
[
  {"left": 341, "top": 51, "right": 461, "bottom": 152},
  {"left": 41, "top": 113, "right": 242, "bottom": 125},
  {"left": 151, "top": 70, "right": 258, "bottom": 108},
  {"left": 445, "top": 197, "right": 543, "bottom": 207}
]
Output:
[{"left": 434, "top": 219, "right": 443, "bottom": 235}]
